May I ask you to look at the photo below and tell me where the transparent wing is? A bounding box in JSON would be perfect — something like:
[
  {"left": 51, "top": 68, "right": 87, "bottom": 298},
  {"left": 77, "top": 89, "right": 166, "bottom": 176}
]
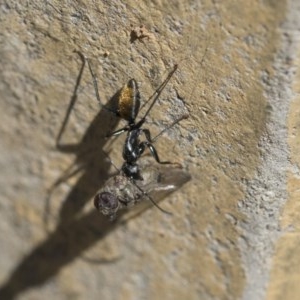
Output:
[
  {"left": 94, "top": 157, "right": 191, "bottom": 221},
  {"left": 117, "top": 158, "right": 191, "bottom": 223}
]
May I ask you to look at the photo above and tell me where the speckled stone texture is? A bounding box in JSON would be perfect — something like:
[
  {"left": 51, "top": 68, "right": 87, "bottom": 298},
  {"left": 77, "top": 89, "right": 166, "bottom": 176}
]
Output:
[{"left": 1, "top": 1, "right": 299, "bottom": 300}]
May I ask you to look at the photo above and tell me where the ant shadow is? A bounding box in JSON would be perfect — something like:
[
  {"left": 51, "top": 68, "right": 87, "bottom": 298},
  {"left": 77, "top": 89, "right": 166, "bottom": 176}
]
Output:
[{"left": 0, "top": 55, "right": 127, "bottom": 299}]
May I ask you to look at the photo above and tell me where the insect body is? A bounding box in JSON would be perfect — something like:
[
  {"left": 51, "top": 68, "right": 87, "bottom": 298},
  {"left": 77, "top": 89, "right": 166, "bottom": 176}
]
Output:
[
  {"left": 85, "top": 53, "right": 183, "bottom": 180},
  {"left": 109, "top": 65, "right": 186, "bottom": 183},
  {"left": 82, "top": 52, "right": 189, "bottom": 218},
  {"left": 94, "top": 158, "right": 191, "bottom": 221}
]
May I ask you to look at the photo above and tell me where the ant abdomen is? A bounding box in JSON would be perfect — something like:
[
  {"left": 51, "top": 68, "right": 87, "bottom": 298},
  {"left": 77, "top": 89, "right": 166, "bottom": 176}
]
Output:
[{"left": 117, "top": 79, "right": 140, "bottom": 123}]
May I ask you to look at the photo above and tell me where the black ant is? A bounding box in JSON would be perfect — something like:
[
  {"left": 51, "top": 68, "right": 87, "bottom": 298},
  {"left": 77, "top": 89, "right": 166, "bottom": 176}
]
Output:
[
  {"left": 84, "top": 55, "right": 186, "bottom": 175},
  {"left": 77, "top": 52, "right": 188, "bottom": 218}
]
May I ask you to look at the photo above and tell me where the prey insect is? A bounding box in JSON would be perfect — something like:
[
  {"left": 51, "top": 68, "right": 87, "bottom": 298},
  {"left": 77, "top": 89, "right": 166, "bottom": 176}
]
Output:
[
  {"left": 80, "top": 52, "right": 189, "bottom": 219},
  {"left": 94, "top": 157, "right": 191, "bottom": 221}
]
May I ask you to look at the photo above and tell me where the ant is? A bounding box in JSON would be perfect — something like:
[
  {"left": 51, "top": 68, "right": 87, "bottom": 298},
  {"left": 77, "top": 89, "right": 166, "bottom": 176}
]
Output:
[
  {"left": 84, "top": 54, "right": 186, "bottom": 177},
  {"left": 77, "top": 52, "right": 188, "bottom": 218}
]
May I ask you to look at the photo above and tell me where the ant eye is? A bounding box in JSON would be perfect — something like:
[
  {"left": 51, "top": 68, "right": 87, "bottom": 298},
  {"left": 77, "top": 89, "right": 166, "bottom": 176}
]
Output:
[{"left": 94, "top": 192, "right": 119, "bottom": 211}]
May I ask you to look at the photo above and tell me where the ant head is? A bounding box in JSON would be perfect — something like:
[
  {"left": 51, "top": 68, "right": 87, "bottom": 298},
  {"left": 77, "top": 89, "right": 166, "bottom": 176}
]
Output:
[{"left": 94, "top": 191, "right": 120, "bottom": 218}]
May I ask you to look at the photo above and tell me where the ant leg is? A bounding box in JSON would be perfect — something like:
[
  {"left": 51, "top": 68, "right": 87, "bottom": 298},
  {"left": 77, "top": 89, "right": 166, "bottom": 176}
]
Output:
[
  {"left": 80, "top": 52, "right": 117, "bottom": 115},
  {"left": 141, "top": 114, "right": 188, "bottom": 145},
  {"left": 83, "top": 52, "right": 135, "bottom": 138},
  {"left": 139, "top": 141, "right": 172, "bottom": 165},
  {"left": 139, "top": 64, "right": 178, "bottom": 120},
  {"left": 56, "top": 51, "right": 87, "bottom": 148},
  {"left": 152, "top": 114, "right": 189, "bottom": 143},
  {"left": 140, "top": 114, "right": 189, "bottom": 164},
  {"left": 56, "top": 51, "right": 119, "bottom": 149},
  {"left": 130, "top": 178, "right": 172, "bottom": 215},
  {"left": 102, "top": 150, "right": 121, "bottom": 173},
  {"left": 106, "top": 126, "right": 129, "bottom": 138}
]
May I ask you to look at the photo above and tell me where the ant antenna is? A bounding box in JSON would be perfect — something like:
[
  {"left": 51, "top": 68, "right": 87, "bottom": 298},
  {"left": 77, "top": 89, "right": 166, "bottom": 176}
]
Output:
[
  {"left": 139, "top": 64, "right": 178, "bottom": 120},
  {"left": 102, "top": 150, "right": 121, "bottom": 174},
  {"left": 152, "top": 114, "right": 189, "bottom": 143},
  {"left": 138, "top": 38, "right": 207, "bottom": 117}
]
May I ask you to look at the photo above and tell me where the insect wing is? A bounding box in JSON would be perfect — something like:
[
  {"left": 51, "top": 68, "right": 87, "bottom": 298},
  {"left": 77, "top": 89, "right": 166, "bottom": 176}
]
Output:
[
  {"left": 141, "top": 164, "right": 191, "bottom": 202},
  {"left": 94, "top": 158, "right": 191, "bottom": 221},
  {"left": 118, "top": 161, "right": 191, "bottom": 222}
]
